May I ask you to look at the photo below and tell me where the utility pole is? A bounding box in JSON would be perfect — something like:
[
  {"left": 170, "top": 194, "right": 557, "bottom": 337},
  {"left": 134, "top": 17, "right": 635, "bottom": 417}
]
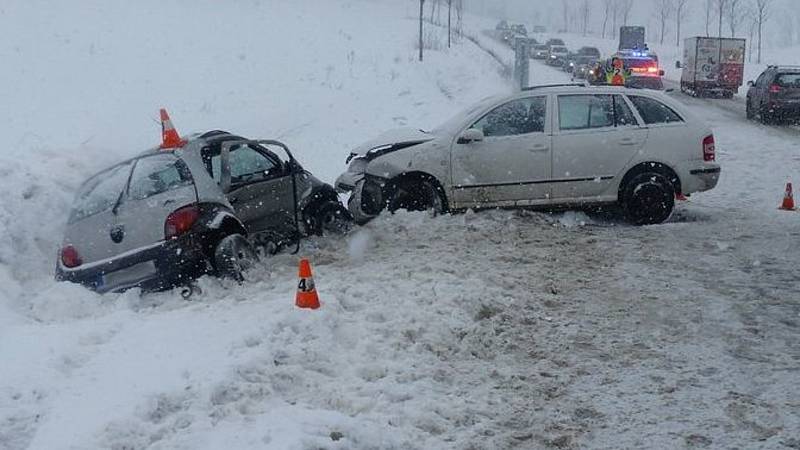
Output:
[{"left": 419, "top": 0, "right": 425, "bottom": 61}]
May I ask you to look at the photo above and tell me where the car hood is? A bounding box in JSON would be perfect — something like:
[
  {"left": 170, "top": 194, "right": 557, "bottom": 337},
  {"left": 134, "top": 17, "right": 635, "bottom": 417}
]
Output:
[{"left": 349, "top": 127, "right": 436, "bottom": 161}]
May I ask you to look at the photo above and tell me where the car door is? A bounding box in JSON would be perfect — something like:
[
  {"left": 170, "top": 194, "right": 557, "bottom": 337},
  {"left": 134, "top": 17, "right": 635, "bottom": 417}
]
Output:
[
  {"left": 551, "top": 94, "right": 647, "bottom": 201},
  {"left": 750, "top": 72, "right": 768, "bottom": 111},
  {"left": 215, "top": 143, "right": 295, "bottom": 234},
  {"left": 450, "top": 95, "right": 552, "bottom": 208}
]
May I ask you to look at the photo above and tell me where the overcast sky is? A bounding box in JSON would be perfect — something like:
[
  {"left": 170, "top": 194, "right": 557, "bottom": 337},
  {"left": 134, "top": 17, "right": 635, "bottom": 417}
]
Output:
[{"left": 462, "top": 0, "right": 800, "bottom": 47}]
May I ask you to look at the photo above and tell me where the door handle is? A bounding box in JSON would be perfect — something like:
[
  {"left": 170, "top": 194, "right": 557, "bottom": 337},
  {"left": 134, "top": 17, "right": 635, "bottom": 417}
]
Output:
[{"left": 529, "top": 145, "right": 549, "bottom": 153}]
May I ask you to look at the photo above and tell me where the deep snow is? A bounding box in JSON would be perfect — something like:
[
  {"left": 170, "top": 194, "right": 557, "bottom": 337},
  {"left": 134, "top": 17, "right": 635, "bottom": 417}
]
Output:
[{"left": 2, "top": 1, "right": 800, "bottom": 449}]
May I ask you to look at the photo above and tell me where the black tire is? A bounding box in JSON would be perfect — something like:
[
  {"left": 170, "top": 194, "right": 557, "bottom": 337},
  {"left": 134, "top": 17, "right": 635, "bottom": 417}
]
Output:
[
  {"left": 746, "top": 100, "right": 754, "bottom": 120},
  {"left": 213, "top": 234, "right": 258, "bottom": 282},
  {"left": 621, "top": 172, "right": 675, "bottom": 225},
  {"left": 760, "top": 108, "right": 773, "bottom": 125},
  {"left": 387, "top": 179, "right": 446, "bottom": 215},
  {"left": 305, "top": 200, "right": 353, "bottom": 235}
]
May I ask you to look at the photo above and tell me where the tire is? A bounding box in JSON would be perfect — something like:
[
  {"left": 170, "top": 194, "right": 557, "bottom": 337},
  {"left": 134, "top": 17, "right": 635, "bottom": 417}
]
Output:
[
  {"left": 746, "top": 100, "right": 754, "bottom": 120},
  {"left": 387, "top": 178, "right": 446, "bottom": 215},
  {"left": 213, "top": 234, "right": 259, "bottom": 282},
  {"left": 760, "top": 108, "right": 773, "bottom": 125},
  {"left": 305, "top": 200, "right": 353, "bottom": 235},
  {"left": 621, "top": 172, "right": 675, "bottom": 226}
]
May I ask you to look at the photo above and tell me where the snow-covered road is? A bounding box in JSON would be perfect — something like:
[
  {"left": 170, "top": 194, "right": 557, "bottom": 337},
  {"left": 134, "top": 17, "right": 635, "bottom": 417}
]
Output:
[{"left": 2, "top": 2, "right": 799, "bottom": 449}]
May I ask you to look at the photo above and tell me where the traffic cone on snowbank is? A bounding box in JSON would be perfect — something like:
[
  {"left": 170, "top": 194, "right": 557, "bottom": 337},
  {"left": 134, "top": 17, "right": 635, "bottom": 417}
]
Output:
[
  {"left": 780, "top": 182, "right": 796, "bottom": 211},
  {"left": 159, "top": 108, "right": 187, "bottom": 149},
  {"left": 295, "top": 259, "right": 320, "bottom": 310}
]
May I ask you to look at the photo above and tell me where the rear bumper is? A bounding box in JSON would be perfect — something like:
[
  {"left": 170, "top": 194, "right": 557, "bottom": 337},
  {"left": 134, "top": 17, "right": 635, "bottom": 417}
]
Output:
[
  {"left": 685, "top": 165, "right": 721, "bottom": 193},
  {"left": 55, "top": 236, "right": 208, "bottom": 294}
]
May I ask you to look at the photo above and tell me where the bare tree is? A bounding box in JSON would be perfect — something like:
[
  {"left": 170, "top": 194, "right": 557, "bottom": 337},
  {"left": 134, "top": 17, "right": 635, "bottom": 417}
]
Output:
[
  {"left": 562, "top": 0, "right": 570, "bottom": 33},
  {"left": 447, "top": 0, "right": 452, "bottom": 48},
  {"left": 754, "top": 0, "right": 772, "bottom": 63},
  {"left": 455, "top": 0, "right": 464, "bottom": 38},
  {"left": 419, "top": 0, "right": 425, "bottom": 62},
  {"left": 674, "top": 0, "right": 690, "bottom": 46},
  {"left": 619, "top": 0, "right": 634, "bottom": 26},
  {"left": 705, "top": 0, "right": 713, "bottom": 36},
  {"left": 655, "top": 0, "right": 673, "bottom": 45},
  {"left": 602, "top": 0, "right": 614, "bottom": 38},
  {"left": 727, "top": 0, "right": 744, "bottom": 37},
  {"left": 714, "top": 0, "right": 728, "bottom": 38},
  {"left": 580, "top": 0, "right": 591, "bottom": 37},
  {"left": 611, "top": 0, "right": 620, "bottom": 40}
]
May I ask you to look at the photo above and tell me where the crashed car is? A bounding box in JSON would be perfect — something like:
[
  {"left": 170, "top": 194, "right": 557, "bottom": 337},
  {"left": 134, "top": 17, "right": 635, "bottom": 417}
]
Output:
[
  {"left": 336, "top": 85, "right": 720, "bottom": 226},
  {"left": 56, "top": 110, "right": 349, "bottom": 293}
]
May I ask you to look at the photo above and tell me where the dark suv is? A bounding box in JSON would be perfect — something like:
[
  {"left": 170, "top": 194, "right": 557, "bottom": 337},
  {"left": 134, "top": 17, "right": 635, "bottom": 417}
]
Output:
[{"left": 746, "top": 66, "right": 800, "bottom": 124}]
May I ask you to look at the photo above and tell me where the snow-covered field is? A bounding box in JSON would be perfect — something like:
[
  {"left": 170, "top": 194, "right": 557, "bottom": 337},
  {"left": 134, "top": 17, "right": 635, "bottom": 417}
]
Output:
[{"left": 2, "top": 1, "right": 800, "bottom": 449}]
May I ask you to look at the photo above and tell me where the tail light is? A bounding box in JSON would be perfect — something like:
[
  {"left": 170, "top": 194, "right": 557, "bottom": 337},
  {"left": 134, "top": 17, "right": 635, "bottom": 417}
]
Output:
[
  {"left": 164, "top": 205, "right": 200, "bottom": 240},
  {"left": 61, "top": 245, "right": 83, "bottom": 268},
  {"left": 703, "top": 135, "right": 716, "bottom": 162},
  {"left": 769, "top": 84, "right": 782, "bottom": 94}
]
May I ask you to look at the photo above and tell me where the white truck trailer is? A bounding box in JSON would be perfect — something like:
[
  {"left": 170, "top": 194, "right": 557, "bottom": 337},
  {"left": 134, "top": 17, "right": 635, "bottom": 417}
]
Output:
[{"left": 680, "top": 37, "right": 746, "bottom": 98}]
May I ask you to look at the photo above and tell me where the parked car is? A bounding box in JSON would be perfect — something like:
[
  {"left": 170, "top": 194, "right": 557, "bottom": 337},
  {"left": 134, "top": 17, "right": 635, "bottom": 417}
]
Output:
[
  {"left": 531, "top": 44, "right": 550, "bottom": 59},
  {"left": 545, "top": 38, "right": 566, "bottom": 47},
  {"left": 57, "top": 115, "right": 350, "bottom": 293},
  {"left": 547, "top": 46, "right": 569, "bottom": 66},
  {"left": 746, "top": 66, "right": 800, "bottom": 124},
  {"left": 336, "top": 85, "right": 720, "bottom": 226}
]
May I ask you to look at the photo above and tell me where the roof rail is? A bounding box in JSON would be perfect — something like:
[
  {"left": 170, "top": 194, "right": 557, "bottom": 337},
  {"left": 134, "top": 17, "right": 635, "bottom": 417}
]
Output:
[{"left": 522, "top": 82, "right": 589, "bottom": 91}]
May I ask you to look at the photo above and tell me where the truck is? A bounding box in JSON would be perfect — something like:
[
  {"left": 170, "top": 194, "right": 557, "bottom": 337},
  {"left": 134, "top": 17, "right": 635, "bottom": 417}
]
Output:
[
  {"left": 680, "top": 37, "right": 746, "bottom": 98},
  {"left": 619, "top": 26, "right": 646, "bottom": 51}
]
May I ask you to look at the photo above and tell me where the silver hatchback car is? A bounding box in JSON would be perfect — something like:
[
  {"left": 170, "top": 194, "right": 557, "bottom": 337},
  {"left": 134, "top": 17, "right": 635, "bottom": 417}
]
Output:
[{"left": 57, "top": 129, "right": 349, "bottom": 293}]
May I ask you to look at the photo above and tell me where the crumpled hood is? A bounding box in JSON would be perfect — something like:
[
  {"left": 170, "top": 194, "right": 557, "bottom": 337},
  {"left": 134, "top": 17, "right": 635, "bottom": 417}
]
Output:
[{"left": 350, "top": 127, "right": 436, "bottom": 160}]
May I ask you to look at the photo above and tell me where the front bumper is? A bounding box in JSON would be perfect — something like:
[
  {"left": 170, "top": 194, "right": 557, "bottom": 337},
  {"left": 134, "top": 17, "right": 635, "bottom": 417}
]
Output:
[
  {"left": 55, "top": 236, "right": 208, "bottom": 294},
  {"left": 336, "top": 174, "right": 389, "bottom": 224}
]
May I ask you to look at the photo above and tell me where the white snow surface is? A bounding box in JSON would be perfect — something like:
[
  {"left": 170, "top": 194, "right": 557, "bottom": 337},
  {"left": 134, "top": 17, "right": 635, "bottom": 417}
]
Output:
[{"left": 2, "top": 2, "right": 800, "bottom": 450}]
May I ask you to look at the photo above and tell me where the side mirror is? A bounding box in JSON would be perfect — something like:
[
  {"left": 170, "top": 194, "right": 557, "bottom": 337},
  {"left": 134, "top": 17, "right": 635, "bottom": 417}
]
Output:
[
  {"left": 747, "top": 80, "right": 755, "bottom": 87},
  {"left": 458, "top": 128, "right": 485, "bottom": 144},
  {"left": 675, "top": 61, "right": 682, "bottom": 69},
  {"left": 659, "top": 69, "right": 666, "bottom": 77}
]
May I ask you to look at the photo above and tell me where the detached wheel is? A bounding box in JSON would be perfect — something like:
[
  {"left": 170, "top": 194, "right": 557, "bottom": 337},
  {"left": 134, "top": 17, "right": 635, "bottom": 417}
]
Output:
[
  {"left": 621, "top": 172, "right": 675, "bottom": 225},
  {"left": 387, "top": 178, "right": 446, "bottom": 215},
  {"left": 213, "top": 234, "right": 258, "bottom": 282},
  {"left": 305, "top": 201, "right": 353, "bottom": 235}
]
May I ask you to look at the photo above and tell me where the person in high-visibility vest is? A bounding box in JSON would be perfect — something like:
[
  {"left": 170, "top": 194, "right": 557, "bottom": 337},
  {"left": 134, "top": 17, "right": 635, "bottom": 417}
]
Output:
[{"left": 605, "top": 57, "right": 630, "bottom": 86}]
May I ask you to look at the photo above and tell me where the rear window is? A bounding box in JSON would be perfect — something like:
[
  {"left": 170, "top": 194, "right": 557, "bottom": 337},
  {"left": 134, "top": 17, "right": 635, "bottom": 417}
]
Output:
[
  {"left": 69, "top": 162, "right": 133, "bottom": 223},
  {"left": 775, "top": 73, "right": 800, "bottom": 87},
  {"left": 127, "top": 154, "right": 193, "bottom": 201},
  {"left": 628, "top": 96, "right": 684, "bottom": 125}
]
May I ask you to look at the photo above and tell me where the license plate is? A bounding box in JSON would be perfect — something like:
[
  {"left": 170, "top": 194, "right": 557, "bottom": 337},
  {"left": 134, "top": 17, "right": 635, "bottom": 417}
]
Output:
[{"left": 102, "top": 261, "right": 157, "bottom": 290}]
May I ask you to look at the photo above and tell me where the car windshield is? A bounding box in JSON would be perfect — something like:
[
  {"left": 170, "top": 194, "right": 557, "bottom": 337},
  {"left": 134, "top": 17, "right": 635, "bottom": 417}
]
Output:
[{"left": 68, "top": 161, "right": 133, "bottom": 223}]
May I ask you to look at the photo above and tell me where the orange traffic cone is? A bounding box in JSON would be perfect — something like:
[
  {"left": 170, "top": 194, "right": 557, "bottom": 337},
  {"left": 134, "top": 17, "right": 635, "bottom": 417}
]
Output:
[
  {"left": 780, "top": 182, "right": 796, "bottom": 211},
  {"left": 159, "top": 108, "right": 187, "bottom": 149},
  {"left": 295, "top": 259, "right": 320, "bottom": 309}
]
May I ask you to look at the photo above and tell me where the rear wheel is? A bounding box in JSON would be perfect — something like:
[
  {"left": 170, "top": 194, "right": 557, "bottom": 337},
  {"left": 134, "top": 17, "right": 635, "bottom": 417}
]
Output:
[
  {"left": 213, "top": 234, "right": 259, "bottom": 282},
  {"left": 387, "top": 179, "right": 446, "bottom": 215},
  {"left": 621, "top": 173, "right": 675, "bottom": 225},
  {"left": 746, "top": 100, "right": 755, "bottom": 120}
]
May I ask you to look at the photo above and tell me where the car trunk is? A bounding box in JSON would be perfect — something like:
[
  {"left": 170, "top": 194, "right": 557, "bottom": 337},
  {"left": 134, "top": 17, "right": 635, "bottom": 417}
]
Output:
[{"left": 62, "top": 154, "right": 199, "bottom": 268}]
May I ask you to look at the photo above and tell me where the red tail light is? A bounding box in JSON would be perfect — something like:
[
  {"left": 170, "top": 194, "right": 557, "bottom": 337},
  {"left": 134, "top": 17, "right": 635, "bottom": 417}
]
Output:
[
  {"left": 703, "top": 135, "right": 716, "bottom": 162},
  {"left": 61, "top": 245, "right": 83, "bottom": 268},
  {"left": 164, "top": 205, "right": 200, "bottom": 240},
  {"left": 769, "top": 84, "right": 782, "bottom": 94}
]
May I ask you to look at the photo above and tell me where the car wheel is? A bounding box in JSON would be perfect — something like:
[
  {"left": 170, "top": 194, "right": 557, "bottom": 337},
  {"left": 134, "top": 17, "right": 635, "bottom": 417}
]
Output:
[
  {"left": 213, "top": 234, "right": 259, "bottom": 282},
  {"left": 621, "top": 172, "right": 675, "bottom": 226},
  {"left": 387, "top": 179, "right": 445, "bottom": 216},
  {"left": 306, "top": 200, "right": 353, "bottom": 235},
  {"left": 746, "top": 100, "right": 754, "bottom": 120},
  {"left": 760, "top": 107, "right": 773, "bottom": 125}
]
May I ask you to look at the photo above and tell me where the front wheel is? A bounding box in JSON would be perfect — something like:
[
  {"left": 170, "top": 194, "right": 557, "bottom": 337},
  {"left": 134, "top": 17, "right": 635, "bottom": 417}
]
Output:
[
  {"left": 746, "top": 99, "right": 754, "bottom": 120},
  {"left": 213, "top": 234, "right": 259, "bottom": 282},
  {"left": 387, "top": 179, "right": 446, "bottom": 216},
  {"left": 621, "top": 173, "right": 675, "bottom": 226},
  {"left": 305, "top": 201, "right": 353, "bottom": 236}
]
